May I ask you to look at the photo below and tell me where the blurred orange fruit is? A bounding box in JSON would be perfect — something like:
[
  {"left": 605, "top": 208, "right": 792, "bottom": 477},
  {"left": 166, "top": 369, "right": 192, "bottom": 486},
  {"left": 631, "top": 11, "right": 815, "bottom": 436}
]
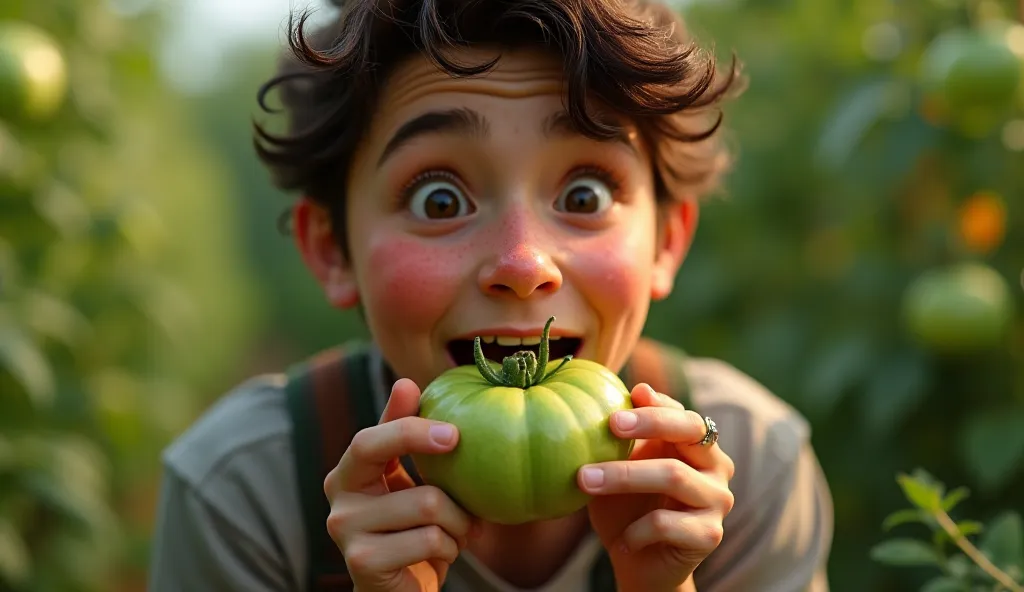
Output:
[{"left": 957, "top": 191, "right": 1007, "bottom": 254}]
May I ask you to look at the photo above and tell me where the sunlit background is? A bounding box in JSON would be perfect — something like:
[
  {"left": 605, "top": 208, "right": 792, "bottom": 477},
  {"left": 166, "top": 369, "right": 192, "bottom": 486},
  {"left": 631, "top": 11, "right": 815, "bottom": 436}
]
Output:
[{"left": 1, "top": 0, "right": 1022, "bottom": 590}]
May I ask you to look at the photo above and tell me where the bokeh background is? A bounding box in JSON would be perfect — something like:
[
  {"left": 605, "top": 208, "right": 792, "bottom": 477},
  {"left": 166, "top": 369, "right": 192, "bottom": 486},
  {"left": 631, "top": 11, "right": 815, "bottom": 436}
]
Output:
[{"left": 1, "top": 0, "right": 1022, "bottom": 590}]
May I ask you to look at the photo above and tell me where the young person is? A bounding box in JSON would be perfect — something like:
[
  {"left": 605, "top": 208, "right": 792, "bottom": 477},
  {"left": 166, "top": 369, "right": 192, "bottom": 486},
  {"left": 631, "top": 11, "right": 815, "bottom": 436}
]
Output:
[{"left": 147, "top": 0, "right": 834, "bottom": 590}]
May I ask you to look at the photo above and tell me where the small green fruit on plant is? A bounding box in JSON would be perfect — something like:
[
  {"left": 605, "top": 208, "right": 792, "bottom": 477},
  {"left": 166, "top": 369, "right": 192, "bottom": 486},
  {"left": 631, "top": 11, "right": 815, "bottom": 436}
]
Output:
[
  {"left": 412, "top": 317, "right": 634, "bottom": 525},
  {"left": 0, "top": 21, "right": 68, "bottom": 123},
  {"left": 902, "top": 262, "right": 1015, "bottom": 355}
]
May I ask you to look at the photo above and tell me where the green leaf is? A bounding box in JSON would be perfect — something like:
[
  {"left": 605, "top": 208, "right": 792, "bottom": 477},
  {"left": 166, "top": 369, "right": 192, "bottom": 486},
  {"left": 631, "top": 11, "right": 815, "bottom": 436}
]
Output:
[
  {"left": 884, "top": 509, "right": 930, "bottom": 531},
  {"left": 942, "top": 487, "right": 970, "bottom": 512},
  {"left": 870, "top": 538, "right": 943, "bottom": 566},
  {"left": 979, "top": 511, "right": 1023, "bottom": 574},
  {"left": 19, "top": 290, "right": 92, "bottom": 349},
  {"left": 945, "top": 555, "right": 971, "bottom": 580},
  {"left": 958, "top": 411, "right": 1024, "bottom": 494},
  {"left": 0, "top": 328, "right": 55, "bottom": 407},
  {"left": 0, "top": 516, "right": 29, "bottom": 589},
  {"left": 921, "top": 575, "right": 967, "bottom": 592},
  {"left": 17, "top": 471, "right": 97, "bottom": 534},
  {"left": 956, "top": 521, "right": 984, "bottom": 538},
  {"left": 897, "top": 472, "right": 943, "bottom": 511}
]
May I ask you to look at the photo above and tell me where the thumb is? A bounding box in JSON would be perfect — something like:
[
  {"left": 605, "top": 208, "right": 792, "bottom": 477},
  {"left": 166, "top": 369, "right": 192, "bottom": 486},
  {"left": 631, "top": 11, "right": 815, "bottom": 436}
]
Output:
[{"left": 379, "top": 378, "right": 422, "bottom": 425}]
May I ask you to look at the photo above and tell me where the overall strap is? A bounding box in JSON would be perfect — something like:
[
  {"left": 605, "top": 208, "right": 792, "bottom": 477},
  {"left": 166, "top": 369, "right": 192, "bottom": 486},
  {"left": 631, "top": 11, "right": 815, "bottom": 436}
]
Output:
[
  {"left": 285, "top": 343, "right": 378, "bottom": 592},
  {"left": 589, "top": 337, "right": 695, "bottom": 591}
]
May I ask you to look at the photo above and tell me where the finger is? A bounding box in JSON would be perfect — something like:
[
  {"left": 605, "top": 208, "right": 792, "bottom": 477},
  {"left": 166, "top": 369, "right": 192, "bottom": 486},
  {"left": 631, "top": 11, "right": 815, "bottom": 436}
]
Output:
[
  {"left": 578, "top": 459, "right": 734, "bottom": 512},
  {"left": 609, "top": 405, "right": 732, "bottom": 475},
  {"left": 334, "top": 486, "right": 475, "bottom": 549},
  {"left": 630, "top": 383, "right": 685, "bottom": 410},
  {"left": 334, "top": 416, "right": 460, "bottom": 494},
  {"left": 344, "top": 526, "right": 461, "bottom": 576},
  {"left": 618, "top": 508, "right": 724, "bottom": 556},
  {"left": 609, "top": 406, "right": 706, "bottom": 444},
  {"left": 325, "top": 379, "right": 425, "bottom": 499},
  {"left": 380, "top": 378, "right": 422, "bottom": 425}
]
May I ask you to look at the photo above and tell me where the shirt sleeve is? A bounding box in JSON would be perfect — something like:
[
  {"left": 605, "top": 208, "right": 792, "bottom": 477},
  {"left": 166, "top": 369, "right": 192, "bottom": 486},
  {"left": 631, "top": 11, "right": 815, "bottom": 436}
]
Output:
[
  {"left": 147, "top": 466, "right": 294, "bottom": 592},
  {"left": 695, "top": 438, "right": 833, "bottom": 592}
]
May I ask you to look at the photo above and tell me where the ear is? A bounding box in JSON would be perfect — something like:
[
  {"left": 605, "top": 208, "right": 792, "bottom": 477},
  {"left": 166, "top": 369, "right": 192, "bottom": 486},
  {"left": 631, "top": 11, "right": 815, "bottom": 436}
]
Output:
[
  {"left": 651, "top": 197, "right": 699, "bottom": 301},
  {"left": 292, "top": 197, "right": 360, "bottom": 309}
]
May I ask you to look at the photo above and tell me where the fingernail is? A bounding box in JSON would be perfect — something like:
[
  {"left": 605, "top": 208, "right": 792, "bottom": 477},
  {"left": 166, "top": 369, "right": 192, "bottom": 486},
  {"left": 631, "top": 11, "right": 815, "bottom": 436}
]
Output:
[
  {"left": 615, "top": 411, "right": 638, "bottom": 431},
  {"left": 429, "top": 424, "right": 455, "bottom": 445},
  {"left": 582, "top": 467, "right": 604, "bottom": 489}
]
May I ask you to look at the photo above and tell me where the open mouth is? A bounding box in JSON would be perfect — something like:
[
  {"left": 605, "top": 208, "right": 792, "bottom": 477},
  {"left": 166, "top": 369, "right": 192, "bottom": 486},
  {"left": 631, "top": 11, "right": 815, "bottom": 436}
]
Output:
[{"left": 446, "top": 335, "right": 584, "bottom": 368}]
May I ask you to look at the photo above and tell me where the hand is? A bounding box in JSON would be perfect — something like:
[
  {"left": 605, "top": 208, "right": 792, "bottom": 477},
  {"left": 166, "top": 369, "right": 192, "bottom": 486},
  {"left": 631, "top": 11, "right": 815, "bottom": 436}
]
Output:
[
  {"left": 578, "top": 383, "right": 736, "bottom": 592},
  {"left": 323, "top": 378, "right": 479, "bottom": 592}
]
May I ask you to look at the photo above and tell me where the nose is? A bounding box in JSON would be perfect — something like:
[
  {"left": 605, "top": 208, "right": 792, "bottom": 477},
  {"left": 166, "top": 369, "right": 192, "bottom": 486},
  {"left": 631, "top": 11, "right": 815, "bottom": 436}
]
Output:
[{"left": 478, "top": 242, "right": 563, "bottom": 299}]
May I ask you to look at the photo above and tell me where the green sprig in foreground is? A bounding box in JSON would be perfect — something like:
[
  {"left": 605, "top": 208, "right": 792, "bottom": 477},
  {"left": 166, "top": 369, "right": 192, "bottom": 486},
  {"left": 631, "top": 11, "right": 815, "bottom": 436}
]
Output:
[{"left": 871, "top": 469, "right": 1023, "bottom": 592}]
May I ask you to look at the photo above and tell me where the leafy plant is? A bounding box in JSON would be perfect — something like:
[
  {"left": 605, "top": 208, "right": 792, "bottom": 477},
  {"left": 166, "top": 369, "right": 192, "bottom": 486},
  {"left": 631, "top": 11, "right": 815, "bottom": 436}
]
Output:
[
  {"left": 0, "top": 0, "right": 257, "bottom": 590},
  {"left": 872, "top": 469, "right": 1024, "bottom": 591}
]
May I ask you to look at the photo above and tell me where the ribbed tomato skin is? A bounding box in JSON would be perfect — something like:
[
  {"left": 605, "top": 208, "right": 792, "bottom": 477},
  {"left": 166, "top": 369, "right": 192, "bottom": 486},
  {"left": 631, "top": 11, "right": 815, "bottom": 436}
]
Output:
[{"left": 412, "top": 358, "right": 634, "bottom": 525}]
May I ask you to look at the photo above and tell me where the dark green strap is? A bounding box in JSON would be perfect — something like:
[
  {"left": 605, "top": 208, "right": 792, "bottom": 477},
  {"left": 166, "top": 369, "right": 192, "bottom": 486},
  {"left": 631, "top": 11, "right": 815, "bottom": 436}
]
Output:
[{"left": 286, "top": 344, "right": 378, "bottom": 592}]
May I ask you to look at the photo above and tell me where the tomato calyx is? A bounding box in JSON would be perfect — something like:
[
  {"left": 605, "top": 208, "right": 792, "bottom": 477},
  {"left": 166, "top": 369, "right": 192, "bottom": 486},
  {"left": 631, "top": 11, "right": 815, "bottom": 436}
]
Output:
[{"left": 473, "top": 316, "right": 574, "bottom": 388}]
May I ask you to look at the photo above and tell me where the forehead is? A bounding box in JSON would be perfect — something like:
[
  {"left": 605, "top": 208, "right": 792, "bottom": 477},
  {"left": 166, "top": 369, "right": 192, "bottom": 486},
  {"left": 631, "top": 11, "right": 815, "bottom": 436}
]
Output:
[
  {"left": 379, "top": 47, "right": 566, "bottom": 115},
  {"left": 362, "top": 47, "right": 641, "bottom": 159}
]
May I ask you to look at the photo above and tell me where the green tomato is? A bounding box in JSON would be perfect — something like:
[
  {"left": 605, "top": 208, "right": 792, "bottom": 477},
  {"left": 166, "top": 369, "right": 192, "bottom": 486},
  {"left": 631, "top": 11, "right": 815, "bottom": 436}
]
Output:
[
  {"left": 412, "top": 317, "right": 634, "bottom": 525},
  {"left": 902, "top": 262, "right": 1015, "bottom": 355},
  {"left": 0, "top": 21, "right": 68, "bottom": 123},
  {"left": 918, "top": 26, "right": 1022, "bottom": 136}
]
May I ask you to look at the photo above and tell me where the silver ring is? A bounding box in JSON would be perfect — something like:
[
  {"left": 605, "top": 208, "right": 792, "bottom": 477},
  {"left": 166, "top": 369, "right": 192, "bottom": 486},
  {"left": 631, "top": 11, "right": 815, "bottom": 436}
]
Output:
[{"left": 700, "top": 416, "right": 719, "bottom": 447}]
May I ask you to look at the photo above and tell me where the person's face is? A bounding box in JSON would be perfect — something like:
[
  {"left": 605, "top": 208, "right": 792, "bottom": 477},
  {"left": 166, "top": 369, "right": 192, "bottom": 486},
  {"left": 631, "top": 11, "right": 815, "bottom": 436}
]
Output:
[{"left": 296, "top": 47, "right": 697, "bottom": 389}]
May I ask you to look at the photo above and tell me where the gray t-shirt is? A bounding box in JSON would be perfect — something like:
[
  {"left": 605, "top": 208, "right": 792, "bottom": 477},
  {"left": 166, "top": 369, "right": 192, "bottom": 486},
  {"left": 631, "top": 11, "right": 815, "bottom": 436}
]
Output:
[{"left": 147, "top": 348, "right": 833, "bottom": 591}]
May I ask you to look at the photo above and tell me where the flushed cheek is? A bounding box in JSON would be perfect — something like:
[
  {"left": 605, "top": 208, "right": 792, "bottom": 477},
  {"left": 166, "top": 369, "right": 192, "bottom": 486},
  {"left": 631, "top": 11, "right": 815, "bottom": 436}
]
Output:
[
  {"left": 570, "top": 239, "right": 653, "bottom": 311},
  {"left": 360, "top": 235, "right": 470, "bottom": 333}
]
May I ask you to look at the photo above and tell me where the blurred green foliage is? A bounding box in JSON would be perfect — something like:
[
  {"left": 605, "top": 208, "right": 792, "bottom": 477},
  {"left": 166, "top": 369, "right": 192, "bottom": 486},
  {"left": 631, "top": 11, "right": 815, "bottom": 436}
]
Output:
[
  {"left": 0, "top": 0, "right": 1022, "bottom": 590},
  {"left": 0, "top": 0, "right": 259, "bottom": 590},
  {"left": 871, "top": 469, "right": 1023, "bottom": 591}
]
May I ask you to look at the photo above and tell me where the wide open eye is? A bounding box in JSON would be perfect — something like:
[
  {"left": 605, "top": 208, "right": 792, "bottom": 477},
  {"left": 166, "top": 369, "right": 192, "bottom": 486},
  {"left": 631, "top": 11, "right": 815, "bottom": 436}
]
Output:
[
  {"left": 554, "top": 175, "right": 614, "bottom": 215},
  {"left": 408, "top": 175, "right": 475, "bottom": 220}
]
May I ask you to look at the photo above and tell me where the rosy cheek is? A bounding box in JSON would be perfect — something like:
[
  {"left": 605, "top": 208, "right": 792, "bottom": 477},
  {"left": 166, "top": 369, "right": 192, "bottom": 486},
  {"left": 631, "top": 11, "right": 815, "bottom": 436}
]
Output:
[
  {"left": 570, "top": 232, "right": 653, "bottom": 310},
  {"left": 361, "top": 235, "right": 468, "bottom": 332}
]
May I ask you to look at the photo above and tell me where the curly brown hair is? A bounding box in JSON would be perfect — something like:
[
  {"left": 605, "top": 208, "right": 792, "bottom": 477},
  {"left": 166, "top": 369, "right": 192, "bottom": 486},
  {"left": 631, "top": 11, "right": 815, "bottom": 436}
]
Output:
[{"left": 254, "top": 0, "right": 744, "bottom": 256}]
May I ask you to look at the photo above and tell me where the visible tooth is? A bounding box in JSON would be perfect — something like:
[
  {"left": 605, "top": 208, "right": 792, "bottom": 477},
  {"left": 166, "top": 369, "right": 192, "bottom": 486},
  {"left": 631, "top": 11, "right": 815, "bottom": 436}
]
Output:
[
  {"left": 481, "top": 336, "right": 496, "bottom": 344},
  {"left": 549, "top": 336, "right": 562, "bottom": 341},
  {"left": 521, "top": 336, "right": 541, "bottom": 346},
  {"left": 496, "top": 336, "right": 523, "bottom": 346}
]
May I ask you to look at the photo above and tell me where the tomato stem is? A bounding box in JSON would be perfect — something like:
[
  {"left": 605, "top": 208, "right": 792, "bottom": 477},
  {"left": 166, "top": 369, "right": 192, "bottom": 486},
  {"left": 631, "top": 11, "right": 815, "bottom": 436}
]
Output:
[
  {"left": 542, "top": 355, "right": 573, "bottom": 382},
  {"left": 471, "top": 316, "right": 574, "bottom": 388},
  {"left": 474, "top": 336, "right": 506, "bottom": 386},
  {"left": 532, "top": 316, "right": 554, "bottom": 384}
]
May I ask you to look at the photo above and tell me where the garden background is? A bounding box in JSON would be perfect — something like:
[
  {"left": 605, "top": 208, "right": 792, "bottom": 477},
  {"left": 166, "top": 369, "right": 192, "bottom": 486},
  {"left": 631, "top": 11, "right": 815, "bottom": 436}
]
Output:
[{"left": 1, "top": 0, "right": 1022, "bottom": 590}]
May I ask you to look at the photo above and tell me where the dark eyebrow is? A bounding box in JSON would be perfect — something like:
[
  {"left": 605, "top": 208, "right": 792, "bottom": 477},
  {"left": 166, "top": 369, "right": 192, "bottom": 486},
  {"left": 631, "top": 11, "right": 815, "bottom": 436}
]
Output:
[
  {"left": 377, "top": 108, "right": 488, "bottom": 168},
  {"left": 542, "top": 110, "right": 638, "bottom": 154}
]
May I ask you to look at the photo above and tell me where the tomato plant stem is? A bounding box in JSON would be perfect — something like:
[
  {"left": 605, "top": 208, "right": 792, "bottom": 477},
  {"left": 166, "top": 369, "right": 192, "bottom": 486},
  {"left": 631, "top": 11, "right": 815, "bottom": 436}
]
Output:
[{"left": 933, "top": 510, "right": 1023, "bottom": 591}]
